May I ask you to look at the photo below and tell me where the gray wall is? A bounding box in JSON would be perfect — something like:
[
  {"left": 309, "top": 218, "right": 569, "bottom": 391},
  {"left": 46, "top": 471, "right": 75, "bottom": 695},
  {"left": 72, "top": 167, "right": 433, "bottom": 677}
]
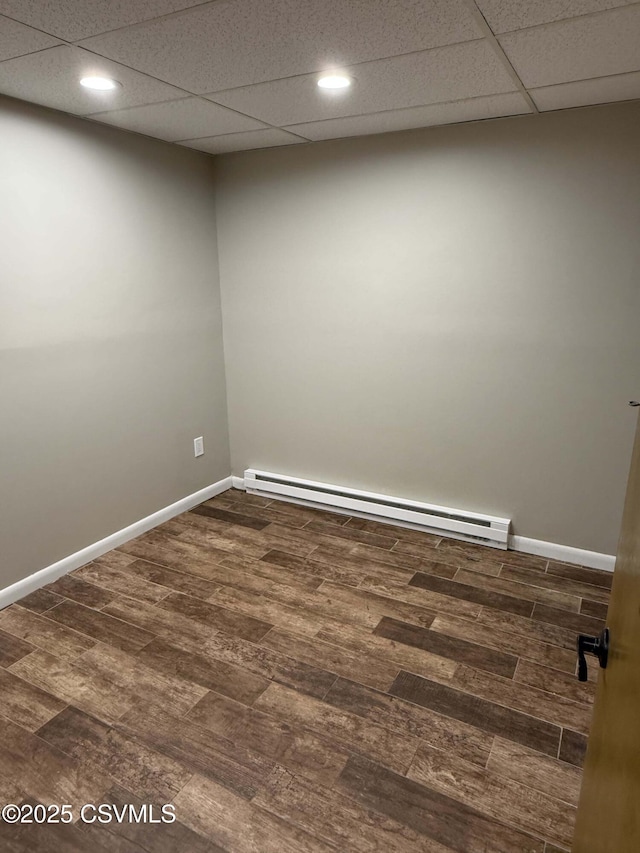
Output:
[
  {"left": 1, "top": 96, "right": 230, "bottom": 587},
  {"left": 215, "top": 101, "right": 640, "bottom": 555}
]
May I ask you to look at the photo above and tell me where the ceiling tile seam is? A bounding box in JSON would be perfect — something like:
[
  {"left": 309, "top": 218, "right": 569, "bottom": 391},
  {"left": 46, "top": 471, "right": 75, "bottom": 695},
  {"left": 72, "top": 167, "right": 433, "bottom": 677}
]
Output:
[
  {"left": 70, "top": 0, "right": 232, "bottom": 43},
  {"left": 178, "top": 127, "right": 314, "bottom": 144},
  {"left": 198, "top": 36, "right": 489, "bottom": 98},
  {"left": 280, "top": 131, "right": 314, "bottom": 142},
  {"left": 277, "top": 90, "right": 527, "bottom": 130},
  {"left": 67, "top": 0, "right": 482, "bottom": 47},
  {"left": 494, "top": 1, "right": 640, "bottom": 36},
  {"left": 461, "top": 0, "right": 538, "bottom": 114},
  {"left": 531, "top": 95, "right": 640, "bottom": 116},
  {"left": 0, "top": 84, "right": 300, "bottom": 152},
  {"left": 0, "top": 43, "right": 63, "bottom": 66},
  {"left": 74, "top": 37, "right": 492, "bottom": 99},
  {"left": 527, "top": 66, "right": 640, "bottom": 93},
  {"left": 188, "top": 142, "right": 305, "bottom": 158},
  {"left": 0, "top": 91, "right": 213, "bottom": 155},
  {"left": 0, "top": 34, "right": 525, "bottom": 134},
  {"left": 79, "top": 112, "right": 219, "bottom": 153},
  {"left": 223, "top": 36, "right": 493, "bottom": 96},
  {"left": 205, "top": 86, "right": 524, "bottom": 129},
  {"left": 178, "top": 127, "right": 309, "bottom": 142},
  {"left": 0, "top": 11, "right": 70, "bottom": 43},
  {"left": 178, "top": 101, "right": 307, "bottom": 135},
  {"left": 282, "top": 110, "right": 538, "bottom": 148},
  {"left": 86, "top": 94, "right": 199, "bottom": 117},
  {"left": 71, "top": 41, "right": 308, "bottom": 131},
  {"left": 75, "top": 34, "right": 509, "bottom": 130},
  {"left": 71, "top": 43, "right": 200, "bottom": 97},
  {"left": 0, "top": 41, "right": 200, "bottom": 102},
  {"left": 78, "top": 78, "right": 309, "bottom": 137},
  {"left": 0, "top": 38, "right": 279, "bottom": 131},
  {"left": 0, "top": 0, "right": 224, "bottom": 44},
  {"left": 5, "top": 0, "right": 637, "bottom": 48},
  {"left": 85, "top": 94, "right": 271, "bottom": 128}
]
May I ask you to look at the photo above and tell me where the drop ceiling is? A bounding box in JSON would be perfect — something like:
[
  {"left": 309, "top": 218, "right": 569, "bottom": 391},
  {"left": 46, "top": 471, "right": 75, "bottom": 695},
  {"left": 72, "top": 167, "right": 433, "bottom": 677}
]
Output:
[{"left": 0, "top": 0, "right": 639, "bottom": 155}]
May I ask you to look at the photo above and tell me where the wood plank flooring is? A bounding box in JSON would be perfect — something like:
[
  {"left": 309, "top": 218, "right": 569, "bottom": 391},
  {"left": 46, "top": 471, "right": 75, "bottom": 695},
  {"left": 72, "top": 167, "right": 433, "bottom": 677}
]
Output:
[{"left": 0, "top": 489, "right": 611, "bottom": 852}]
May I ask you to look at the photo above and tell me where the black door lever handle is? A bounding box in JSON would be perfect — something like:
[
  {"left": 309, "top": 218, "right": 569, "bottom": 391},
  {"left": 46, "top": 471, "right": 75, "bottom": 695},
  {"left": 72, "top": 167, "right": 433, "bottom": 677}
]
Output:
[{"left": 577, "top": 628, "right": 609, "bottom": 682}]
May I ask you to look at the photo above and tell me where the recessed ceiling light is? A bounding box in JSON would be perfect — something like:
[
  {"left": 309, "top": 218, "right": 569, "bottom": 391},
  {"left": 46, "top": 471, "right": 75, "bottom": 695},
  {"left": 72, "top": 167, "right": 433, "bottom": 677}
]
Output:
[
  {"left": 317, "top": 74, "right": 351, "bottom": 90},
  {"left": 80, "top": 76, "right": 121, "bottom": 91}
]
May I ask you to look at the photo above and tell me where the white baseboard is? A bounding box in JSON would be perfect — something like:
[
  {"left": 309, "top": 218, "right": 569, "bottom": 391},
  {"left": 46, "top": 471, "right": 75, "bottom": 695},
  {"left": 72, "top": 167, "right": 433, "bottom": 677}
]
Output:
[
  {"left": 509, "top": 535, "right": 615, "bottom": 572},
  {"left": 231, "top": 475, "right": 615, "bottom": 571},
  {"left": 0, "top": 476, "right": 233, "bottom": 610},
  {"left": 5, "top": 473, "right": 613, "bottom": 615}
]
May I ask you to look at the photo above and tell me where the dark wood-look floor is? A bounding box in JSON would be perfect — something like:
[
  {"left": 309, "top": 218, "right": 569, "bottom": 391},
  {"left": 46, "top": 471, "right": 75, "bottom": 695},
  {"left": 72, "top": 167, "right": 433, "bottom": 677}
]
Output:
[{"left": 0, "top": 489, "right": 612, "bottom": 852}]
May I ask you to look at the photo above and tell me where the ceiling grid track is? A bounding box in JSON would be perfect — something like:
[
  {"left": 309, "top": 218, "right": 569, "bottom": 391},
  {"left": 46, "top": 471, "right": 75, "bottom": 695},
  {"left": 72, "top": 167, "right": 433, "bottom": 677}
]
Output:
[
  {"left": 1, "top": 0, "right": 639, "bottom": 152},
  {"left": 462, "top": 0, "right": 539, "bottom": 114}
]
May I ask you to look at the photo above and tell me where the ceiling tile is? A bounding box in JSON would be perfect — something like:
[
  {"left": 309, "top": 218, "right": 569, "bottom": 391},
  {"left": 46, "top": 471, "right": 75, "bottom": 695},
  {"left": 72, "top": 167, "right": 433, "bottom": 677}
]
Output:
[
  {"left": 0, "top": 0, "right": 210, "bottom": 41},
  {"left": 79, "top": 0, "right": 482, "bottom": 93},
  {"left": 531, "top": 70, "right": 640, "bottom": 110},
  {"left": 88, "top": 96, "right": 266, "bottom": 141},
  {"left": 475, "top": 0, "right": 637, "bottom": 34},
  {"left": 179, "top": 128, "right": 307, "bottom": 155},
  {"left": 0, "top": 14, "right": 60, "bottom": 61},
  {"left": 0, "top": 45, "right": 186, "bottom": 114},
  {"left": 207, "top": 40, "right": 516, "bottom": 127},
  {"left": 285, "top": 93, "right": 531, "bottom": 141},
  {"left": 499, "top": 5, "right": 640, "bottom": 88}
]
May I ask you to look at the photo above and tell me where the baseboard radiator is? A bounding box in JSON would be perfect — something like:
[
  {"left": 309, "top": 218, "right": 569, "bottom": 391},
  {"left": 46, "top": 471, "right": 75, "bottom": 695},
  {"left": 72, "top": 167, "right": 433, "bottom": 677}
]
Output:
[{"left": 244, "top": 469, "right": 511, "bottom": 549}]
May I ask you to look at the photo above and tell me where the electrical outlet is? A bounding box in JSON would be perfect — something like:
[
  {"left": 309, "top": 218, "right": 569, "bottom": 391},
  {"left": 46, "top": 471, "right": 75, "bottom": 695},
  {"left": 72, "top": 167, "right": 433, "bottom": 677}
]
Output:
[{"left": 193, "top": 436, "right": 204, "bottom": 457}]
